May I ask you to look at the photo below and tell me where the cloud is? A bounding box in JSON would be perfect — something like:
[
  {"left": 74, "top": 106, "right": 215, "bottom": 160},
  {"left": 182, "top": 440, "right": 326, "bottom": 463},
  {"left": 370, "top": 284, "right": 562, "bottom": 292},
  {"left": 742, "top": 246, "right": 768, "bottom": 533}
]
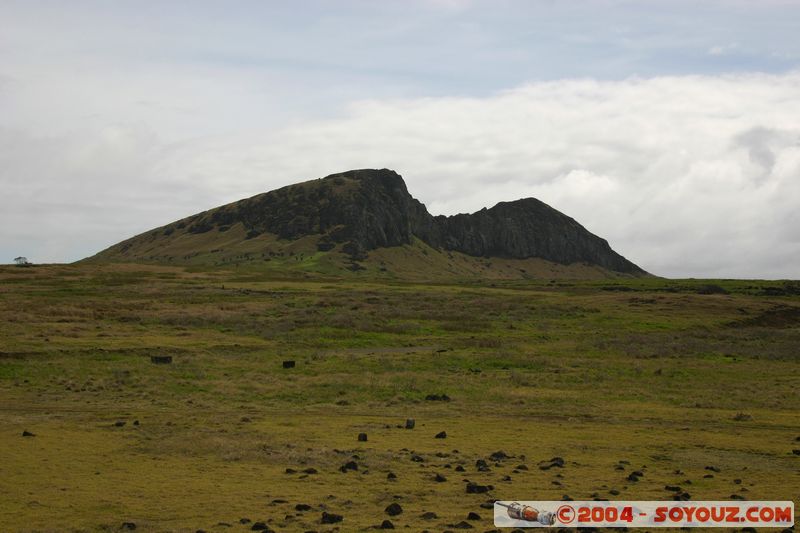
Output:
[{"left": 2, "top": 72, "right": 800, "bottom": 279}]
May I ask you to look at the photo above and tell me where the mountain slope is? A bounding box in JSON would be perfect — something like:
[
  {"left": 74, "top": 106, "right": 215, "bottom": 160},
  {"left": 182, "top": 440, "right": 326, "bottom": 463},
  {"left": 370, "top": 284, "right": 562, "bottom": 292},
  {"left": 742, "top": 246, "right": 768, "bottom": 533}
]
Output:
[{"left": 88, "top": 169, "right": 647, "bottom": 278}]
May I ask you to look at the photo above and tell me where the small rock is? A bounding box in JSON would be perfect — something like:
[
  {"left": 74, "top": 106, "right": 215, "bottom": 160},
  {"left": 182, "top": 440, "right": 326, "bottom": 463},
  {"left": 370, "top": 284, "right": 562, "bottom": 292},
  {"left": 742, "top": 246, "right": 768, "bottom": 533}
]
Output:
[
  {"left": 114, "top": 421, "right": 126, "bottom": 427},
  {"left": 705, "top": 465, "right": 721, "bottom": 473},
  {"left": 321, "top": 511, "right": 343, "bottom": 524},
  {"left": 379, "top": 519, "right": 394, "bottom": 529},
  {"left": 150, "top": 355, "right": 172, "bottom": 364},
  {"left": 339, "top": 461, "right": 358, "bottom": 472},
  {"left": 387, "top": 472, "right": 397, "bottom": 480},
  {"left": 466, "top": 482, "right": 492, "bottom": 494},
  {"left": 302, "top": 467, "right": 318, "bottom": 474},
  {"left": 250, "top": 522, "right": 271, "bottom": 531},
  {"left": 132, "top": 420, "right": 140, "bottom": 426},
  {"left": 455, "top": 465, "right": 466, "bottom": 472},
  {"left": 489, "top": 451, "right": 508, "bottom": 461},
  {"left": 450, "top": 520, "right": 474, "bottom": 529},
  {"left": 295, "top": 504, "right": 312, "bottom": 511},
  {"left": 120, "top": 523, "right": 136, "bottom": 530},
  {"left": 411, "top": 454, "right": 424, "bottom": 462},
  {"left": 425, "top": 393, "right": 451, "bottom": 401},
  {"left": 22, "top": 430, "right": 35, "bottom": 437},
  {"left": 538, "top": 457, "right": 565, "bottom": 470},
  {"left": 282, "top": 360, "right": 295, "bottom": 369},
  {"left": 239, "top": 518, "right": 251, "bottom": 524},
  {"left": 421, "top": 511, "right": 438, "bottom": 519},
  {"left": 385, "top": 503, "right": 403, "bottom": 516},
  {"left": 358, "top": 433, "right": 368, "bottom": 442},
  {"left": 467, "top": 512, "right": 481, "bottom": 520},
  {"left": 434, "top": 473, "right": 447, "bottom": 482},
  {"left": 435, "top": 431, "right": 447, "bottom": 439},
  {"left": 405, "top": 418, "right": 415, "bottom": 429}
]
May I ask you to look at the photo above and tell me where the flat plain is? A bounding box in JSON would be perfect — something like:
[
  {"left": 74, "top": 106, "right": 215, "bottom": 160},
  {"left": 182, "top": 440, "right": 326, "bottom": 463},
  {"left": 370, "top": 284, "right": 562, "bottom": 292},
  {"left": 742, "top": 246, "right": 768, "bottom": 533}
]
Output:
[{"left": 1, "top": 264, "right": 798, "bottom": 532}]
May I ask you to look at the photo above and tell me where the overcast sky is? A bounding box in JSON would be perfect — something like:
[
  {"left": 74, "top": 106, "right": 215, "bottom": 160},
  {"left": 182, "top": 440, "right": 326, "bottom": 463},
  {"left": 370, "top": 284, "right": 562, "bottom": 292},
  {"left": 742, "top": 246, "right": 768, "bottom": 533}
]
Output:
[{"left": 2, "top": 0, "right": 800, "bottom": 278}]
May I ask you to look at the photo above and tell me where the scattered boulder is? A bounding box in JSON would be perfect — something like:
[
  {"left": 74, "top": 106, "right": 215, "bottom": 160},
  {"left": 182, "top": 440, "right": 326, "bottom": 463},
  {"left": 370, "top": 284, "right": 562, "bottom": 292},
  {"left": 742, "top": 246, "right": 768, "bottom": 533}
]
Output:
[
  {"left": 627, "top": 471, "right": 643, "bottom": 482},
  {"left": 435, "top": 431, "right": 447, "bottom": 439},
  {"left": 379, "top": 519, "right": 394, "bottom": 529},
  {"left": 321, "top": 511, "right": 343, "bottom": 524},
  {"left": 489, "top": 451, "right": 509, "bottom": 461},
  {"left": 121, "top": 523, "right": 137, "bottom": 530},
  {"left": 385, "top": 503, "right": 403, "bottom": 516},
  {"left": 421, "top": 511, "right": 438, "bottom": 520},
  {"left": 467, "top": 512, "right": 481, "bottom": 520},
  {"left": 387, "top": 472, "right": 397, "bottom": 480},
  {"left": 475, "top": 459, "right": 490, "bottom": 471},
  {"left": 339, "top": 461, "right": 358, "bottom": 473},
  {"left": 282, "top": 360, "right": 295, "bottom": 369},
  {"left": 538, "top": 457, "right": 565, "bottom": 470},
  {"left": 239, "top": 518, "right": 251, "bottom": 524},
  {"left": 114, "top": 421, "right": 126, "bottom": 427},
  {"left": 455, "top": 465, "right": 466, "bottom": 472},
  {"left": 405, "top": 418, "right": 415, "bottom": 429},
  {"left": 425, "top": 394, "right": 451, "bottom": 401},
  {"left": 21, "top": 430, "right": 35, "bottom": 437},
  {"left": 358, "top": 433, "right": 368, "bottom": 442},
  {"left": 466, "top": 482, "right": 493, "bottom": 494},
  {"left": 705, "top": 465, "right": 721, "bottom": 473},
  {"left": 449, "top": 520, "right": 474, "bottom": 529},
  {"left": 250, "top": 522, "right": 271, "bottom": 531},
  {"left": 295, "top": 504, "right": 312, "bottom": 511},
  {"left": 302, "top": 468, "right": 318, "bottom": 474},
  {"left": 411, "top": 454, "right": 424, "bottom": 462},
  {"left": 150, "top": 355, "right": 172, "bottom": 364},
  {"left": 434, "top": 473, "right": 447, "bottom": 482}
]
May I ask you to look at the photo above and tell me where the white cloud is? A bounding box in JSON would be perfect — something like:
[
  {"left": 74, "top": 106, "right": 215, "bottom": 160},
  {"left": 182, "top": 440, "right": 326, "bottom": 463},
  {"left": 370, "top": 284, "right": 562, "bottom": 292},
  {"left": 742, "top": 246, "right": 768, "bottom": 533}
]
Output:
[{"left": 2, "top": 72, "right": 800, "bottom": 279}]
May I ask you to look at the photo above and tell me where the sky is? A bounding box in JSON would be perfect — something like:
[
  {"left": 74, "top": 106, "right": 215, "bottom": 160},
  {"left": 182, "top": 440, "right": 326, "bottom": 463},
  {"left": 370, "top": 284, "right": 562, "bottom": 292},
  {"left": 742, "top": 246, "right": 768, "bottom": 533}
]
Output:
[{"left": 2, "top": 0, "right": 800, "bottom": 278}]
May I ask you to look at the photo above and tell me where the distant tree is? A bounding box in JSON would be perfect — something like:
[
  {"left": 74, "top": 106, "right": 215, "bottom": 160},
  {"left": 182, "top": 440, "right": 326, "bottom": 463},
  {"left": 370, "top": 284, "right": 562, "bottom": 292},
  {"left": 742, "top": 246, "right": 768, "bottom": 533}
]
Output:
[{"left": 13, "top": 256, "right": 29, "bottom": 266}]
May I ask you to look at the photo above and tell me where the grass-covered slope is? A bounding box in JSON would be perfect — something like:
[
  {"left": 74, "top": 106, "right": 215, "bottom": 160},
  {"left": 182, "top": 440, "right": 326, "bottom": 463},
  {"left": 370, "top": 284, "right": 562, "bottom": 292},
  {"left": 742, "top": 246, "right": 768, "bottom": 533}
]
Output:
[{"left": 1, "top": 264, "right": 798, "bottom": 531}]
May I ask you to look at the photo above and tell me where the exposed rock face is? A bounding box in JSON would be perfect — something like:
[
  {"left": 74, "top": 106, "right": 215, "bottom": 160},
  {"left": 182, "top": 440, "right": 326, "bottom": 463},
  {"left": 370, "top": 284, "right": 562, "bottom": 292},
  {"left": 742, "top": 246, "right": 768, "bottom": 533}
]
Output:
[
  {"left": 102, "top": 168, "right": 645, "bottom": 274},
  {"left": 221, "top": 168, "right": 641, "bottom": 274}
]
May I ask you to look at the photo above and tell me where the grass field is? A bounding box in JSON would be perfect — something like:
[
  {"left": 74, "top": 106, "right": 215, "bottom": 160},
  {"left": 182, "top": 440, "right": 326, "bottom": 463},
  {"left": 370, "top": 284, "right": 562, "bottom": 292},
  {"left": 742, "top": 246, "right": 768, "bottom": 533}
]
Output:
[{"left": 1, "top": 264, "right": 798, "bottom": 532}]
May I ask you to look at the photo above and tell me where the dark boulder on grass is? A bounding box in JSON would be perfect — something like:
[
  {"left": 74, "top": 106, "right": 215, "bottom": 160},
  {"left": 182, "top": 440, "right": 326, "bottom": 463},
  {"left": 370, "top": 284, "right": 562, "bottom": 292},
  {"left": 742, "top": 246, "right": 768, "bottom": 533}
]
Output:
[
  {"left": 466, "top": 482, "right": 493, "bottom": 494},
  {"left": 321, "top": 511, "right": 343, "bottom": 524},
  {"left": 385, "top": 503, "right": 403, "bottom": 516}
]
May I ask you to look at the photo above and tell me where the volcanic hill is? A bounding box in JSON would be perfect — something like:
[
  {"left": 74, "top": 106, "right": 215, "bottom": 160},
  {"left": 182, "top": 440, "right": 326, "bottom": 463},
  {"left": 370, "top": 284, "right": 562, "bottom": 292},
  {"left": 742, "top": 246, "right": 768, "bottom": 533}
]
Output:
[{"left": 88, "top": 169, "right": 647, "bottom": 279}]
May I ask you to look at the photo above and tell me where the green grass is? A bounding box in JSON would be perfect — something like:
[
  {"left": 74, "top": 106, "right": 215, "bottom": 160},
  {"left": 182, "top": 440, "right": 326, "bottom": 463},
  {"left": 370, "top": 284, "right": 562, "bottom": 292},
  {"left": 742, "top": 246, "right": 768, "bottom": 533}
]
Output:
[{"left": 0, "top": 263, "right": 798, "bottom": 531}]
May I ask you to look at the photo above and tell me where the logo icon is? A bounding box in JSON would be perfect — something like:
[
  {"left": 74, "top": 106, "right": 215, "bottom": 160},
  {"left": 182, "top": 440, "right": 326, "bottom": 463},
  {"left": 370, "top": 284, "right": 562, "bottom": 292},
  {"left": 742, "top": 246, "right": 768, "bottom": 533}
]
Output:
[{"left": 557, "top": 504, "right": 576, "bottom": 524}]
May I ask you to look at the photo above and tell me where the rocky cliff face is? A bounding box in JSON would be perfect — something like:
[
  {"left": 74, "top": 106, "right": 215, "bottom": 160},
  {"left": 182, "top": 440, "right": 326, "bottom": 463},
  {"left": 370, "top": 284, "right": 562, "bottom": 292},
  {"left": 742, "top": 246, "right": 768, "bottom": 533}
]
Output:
[{"left": 176, "top": 168, "right": 643, "bottom": 274}]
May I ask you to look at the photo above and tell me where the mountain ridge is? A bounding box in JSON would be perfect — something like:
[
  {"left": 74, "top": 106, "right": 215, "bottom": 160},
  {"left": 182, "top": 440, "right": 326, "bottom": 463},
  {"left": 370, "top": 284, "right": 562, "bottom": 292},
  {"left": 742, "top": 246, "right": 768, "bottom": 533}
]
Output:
[{"left": 89, "top": 168, "right": 647, "bottom": 278}]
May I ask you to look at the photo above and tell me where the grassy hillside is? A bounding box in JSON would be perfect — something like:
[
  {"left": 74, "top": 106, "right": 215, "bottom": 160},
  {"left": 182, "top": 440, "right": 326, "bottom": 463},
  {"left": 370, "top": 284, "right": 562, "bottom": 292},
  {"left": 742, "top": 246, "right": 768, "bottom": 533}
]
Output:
[
  {"left": 1, "top": 264, "right": 798, "bottom": 531},
  {"left": 88, "top": 229, "right": 641, "bottom": 281}
]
